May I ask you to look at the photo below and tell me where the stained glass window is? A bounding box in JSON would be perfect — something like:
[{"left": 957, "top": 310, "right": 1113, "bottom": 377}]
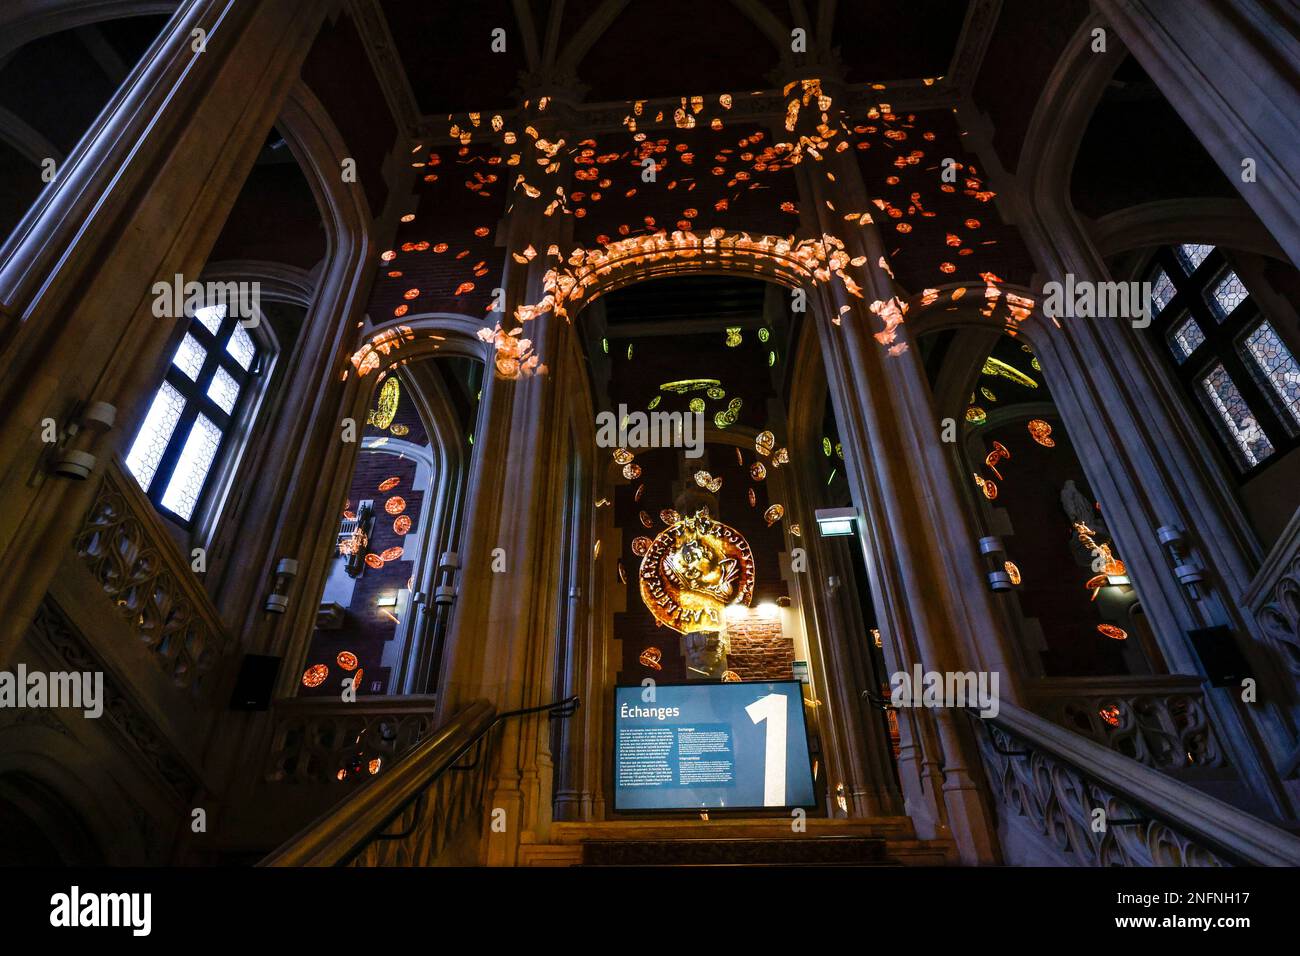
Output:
[
  {"left": 125, "top": 383, "right": 185, "bottom": 489},
  {"left": 1150, "top": 268, "right": 1176, "bottom": 315},
  {"left": 1241, "top": 321, "right": 1300, "bottom": 430},
  {"left": 195, "top": 305, "right": 224, "bottom": 335},
  {"left": 123, "top": 298, "right": 263, "bottom": 525},
  {"left": 207, "top": 366, "right": 240, "bottom": 414},
  {"left": 1167, "top": 314, "right": 1205, "bottom": 364},
  {"left": 160, "top": 415, "right": 222, "bottom": 520},
  {"left": 1199, "top": 363, "right": 1274, "bottom": 468},
  {"left": 172, "top": 333, "right": 206, "bottom": 381},
  {"left": 226, "top": 322, "right": 256, "bottom": 370},
  {"left": 1208, "top": 269, "right": 1249, "bottom": 321},
  {"left": 1176, "top": 244, "right": 1214, "bottom": 274}
]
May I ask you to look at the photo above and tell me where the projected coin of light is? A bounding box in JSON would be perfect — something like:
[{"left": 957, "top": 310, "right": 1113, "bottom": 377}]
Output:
[{"left": 638, "top": 507, "right": 754, "bottom": 634}]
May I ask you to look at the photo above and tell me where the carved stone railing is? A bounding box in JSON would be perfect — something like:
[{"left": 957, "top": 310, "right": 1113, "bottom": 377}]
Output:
[
  {"left": 72, "top": 458, "right": 229, "bottom": 697},
  {"left": 971, "top": 702, "right": 1300, "bottom": 866},
  {"left": 1244, "top": 505, "right": 1300, "bottom": 682},
  {"left": 1027, "top": 676, "right": 1228, "bottom": 772},
  {"left": 265, "top": 696, "right": 440, "bottom": 785},
  {"left": 261, "top": 699, "right": 497, "bottom": 866}
]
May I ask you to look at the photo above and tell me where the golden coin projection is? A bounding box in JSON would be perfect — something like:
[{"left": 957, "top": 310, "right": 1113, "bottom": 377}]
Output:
[
  {"left": 639, "top": 510, "right": 654, "bottom": 529},
  {"left": 380, "top": 546, "right": 404, "bottom": 562},
  {"left": 378, "top": 476, "right": 401, "bottom": 492},
  {"left": 613, "top": 448, "right": 634, "bottom": 465},
  {"left": 367, "top": 376, "right": 401, "bottom": 430},
  {"left": 721, "top": 670, "right": 741, "bottom": 683},
  {"left": 764, "top": 504, "right": 784, "bottom": 527},
  {"left": 301, "top": 664, "right": 329, "bottom": 688},
  {"left": 336, "top": 651, "right": 359, "bottom": 671},
  {"left": 385, "top": 496, "right": 407, "bottom": 515},
  {"left": 772, "top": 447, "right": 790, "bottom": 466},
  {"left": 1097, "top": 624, "right": 1128, "bottom": 641},
  {"left": 749, "top": 462, "right": 766, "bottom": 481},
  {"left": 622, "top": 462, "right": 642, "bottom": 480},
  {"left": 659, "top": 509, "right": 680, "bottom": 525},
  {"left": 638, "top": 646, "right": 663, "bottom": 671},
  {"left": 747, "top": 488, "right": 757, "bottom": 507},
  {"left": 638, "top": 508, "right": 754, "bottom": 635},
  {"left": 1027, "top": 419, "right": 1056, "bottom": 447},
  {"left": 393, "top": 514, "right": 412, "bottom": 535},
  {"left": 755, "top": 430, "right": 775, "bottom": 457},
  {"left": 631, "top": 536, "right": 653, "bottom": 557},
  {"left": 364, "top": 553, "right": 385, "bottom": 569}
]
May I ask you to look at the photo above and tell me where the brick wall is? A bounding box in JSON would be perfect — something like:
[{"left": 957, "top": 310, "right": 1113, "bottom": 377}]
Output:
[{"left": 725, "top": 615, "right": 795, "bottom": 681}]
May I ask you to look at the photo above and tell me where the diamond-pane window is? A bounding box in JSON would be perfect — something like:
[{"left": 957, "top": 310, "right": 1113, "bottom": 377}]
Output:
[
  {"left": 1176, "top": 244, "right": 1214, "bottom": 273},
  {"left": 1241, "top": 321, "right": 1300, "bottom": 430},
  {"left": 1198, "top": 363, "right": 1274, "bottom": 468},
  {"left": 1168, "top": 314, "right": 1205, "bottom": 364},
  {"left": 207, "top": 366, "right": 240, "bottom": 414},
  {"left": 1208, "top": 270, "right": 1249, "bottom": 321},
  {"left": 160, "top": 414, "right": 223, "bottom": 520},
  {"left": 1150, "top": 268, "right": 1176, "bottom": 315},
  {"left": 172, "top": 333, "right": 206, "bottom": 381},
  {"left": 195, "top": 304, "right": 225, "bottom": 335},
  {"left": 125, "top": 382, "right": 186, "bottom": 490},
  {"left": 226, "top": 322, "right": 256, "bottom": 370}
]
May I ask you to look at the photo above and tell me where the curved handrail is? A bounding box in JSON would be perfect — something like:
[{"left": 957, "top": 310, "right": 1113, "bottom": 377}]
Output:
[{"left": 259, "top": 696, "right": 580, "bottom": 867}]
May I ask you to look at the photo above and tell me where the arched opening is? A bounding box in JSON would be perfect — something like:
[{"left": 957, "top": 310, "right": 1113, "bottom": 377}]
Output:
[{"left": 298, "top": 354, "right": 483, "bottom": 700}]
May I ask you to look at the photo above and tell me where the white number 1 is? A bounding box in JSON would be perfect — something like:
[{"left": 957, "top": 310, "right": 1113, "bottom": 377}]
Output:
[{"left": 745, "top": 693, "right": 788, "bottom": 806}]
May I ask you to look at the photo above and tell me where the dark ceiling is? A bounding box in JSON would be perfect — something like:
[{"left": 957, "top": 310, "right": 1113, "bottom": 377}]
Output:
[{"left": 381, "top": 0, "right": 971, "bottom": 116}]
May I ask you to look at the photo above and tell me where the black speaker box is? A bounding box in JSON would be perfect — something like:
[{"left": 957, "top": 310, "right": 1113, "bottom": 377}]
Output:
[
  {"left": 229, "top": 654, "right": 282, "bottom": 710},
  {"left": 1188, "top": 625, "right": 1253, "bottom": 687}
]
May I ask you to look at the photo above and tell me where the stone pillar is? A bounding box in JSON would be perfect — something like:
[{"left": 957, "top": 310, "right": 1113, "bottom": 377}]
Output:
[
  {"left": 435, "top": 101, "right": 579, "bottom": 863},
  {"left": 0, "top": 0, "right": 332, "bottom": 661},
  {"left": 1094, "top": 0, "right": 1300, "bottom": 268},
  {"left": 787, "top": 85, "right": 1013, "bottom": 862}
]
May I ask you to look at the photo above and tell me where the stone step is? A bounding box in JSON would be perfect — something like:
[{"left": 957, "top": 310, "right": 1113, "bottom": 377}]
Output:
[{"left": 579, "top": 836, "right": 893, "bottom": 866}]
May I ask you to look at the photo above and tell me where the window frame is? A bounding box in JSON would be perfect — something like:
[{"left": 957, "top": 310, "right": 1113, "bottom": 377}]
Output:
[
  {"left": 125, "top": 303, "right": 276, "bottom": 531},
  {"left": 1145, "top": 245, "right": 1300, "bottom": 480}
]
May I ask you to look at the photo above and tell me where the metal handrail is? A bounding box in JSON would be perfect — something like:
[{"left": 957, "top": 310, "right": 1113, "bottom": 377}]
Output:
[{"left": 259, "top": 695, "right": 580, "bottom": 867}]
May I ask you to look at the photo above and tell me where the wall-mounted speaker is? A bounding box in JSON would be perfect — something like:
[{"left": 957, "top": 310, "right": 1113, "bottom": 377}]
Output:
[
  {"left": 229, "top": 654, "right": 282, "bottom": 710},
  {"left": 1188, "top": 625, "right": 1253, "bottom": 688}
]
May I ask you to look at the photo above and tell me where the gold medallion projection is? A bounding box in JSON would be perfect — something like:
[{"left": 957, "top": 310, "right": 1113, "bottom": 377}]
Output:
[{"left": 639, "top": 507, "right": 754, "bottom": 634}]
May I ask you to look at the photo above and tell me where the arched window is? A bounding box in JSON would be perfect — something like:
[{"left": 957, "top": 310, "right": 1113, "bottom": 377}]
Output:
[
  {"left": 124, "top": 303, "right": 272, "bottom": 527},
  {"left": 1146, "top": 244, "right": 1300, "bottom": 474}
]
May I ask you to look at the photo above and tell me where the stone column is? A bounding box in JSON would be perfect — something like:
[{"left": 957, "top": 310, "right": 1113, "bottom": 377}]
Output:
[
  {"left": 787, "top": 84, "right": 1013, "bottom": 862},
  {"left": 435, "top": 100, "right": 579, "bottom": 863},
  {"left": 0, "top": 0, "right": 332, "bottom": 661},
  {"left": 1094, "top": 0, "right": 1300, "bottom": 268}
]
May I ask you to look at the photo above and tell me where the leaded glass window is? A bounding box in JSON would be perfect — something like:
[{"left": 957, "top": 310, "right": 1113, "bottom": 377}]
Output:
[
  {"left": 1198, "top": 363, "right": 1274, "bottom": 468},
  {"left": 1208, "top": 269, "right": 1249, "bottom": 322},
  {"left": 1150, "top": 268, "right": 1176, "bottom": 315},
  {"left": 1145, "top": 245, "right": 1299, "bottom": 476},
  {"left": 1241, "top": 320, "right": 1300, "bottom": 431},
  {"left": 1176, "top": 244, "right": 1214, "bottom": 274},
  {"left": 1167, "top": 314, "right": 1205, "bottom": 364},
  {"left": 124, "top": 303, "right": 262, "bottom": 526}
]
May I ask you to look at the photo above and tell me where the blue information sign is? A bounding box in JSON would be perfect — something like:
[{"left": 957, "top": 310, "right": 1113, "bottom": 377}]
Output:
[{"left": 613, "top": 681, "right": 817, "bottom": 811}]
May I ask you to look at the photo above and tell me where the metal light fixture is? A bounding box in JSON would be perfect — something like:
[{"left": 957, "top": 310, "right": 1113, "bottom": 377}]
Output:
[
  {"left": 1158, "top": 525, "right": 1205, "bottom": 599},
  {"left": 264, "top": 558, "right": 300, "bottom": 613},
  {"left": 53, "top": 401, "right": 116, "bottom": 479},
  {"left": 815, "top": 507, "right": 857, "bottom": 537},
  {"left": 979, "top": 536, "right": 1014, "bottom": 592}
]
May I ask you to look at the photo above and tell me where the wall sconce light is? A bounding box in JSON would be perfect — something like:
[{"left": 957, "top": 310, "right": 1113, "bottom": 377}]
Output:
[
  {"left": 264, "top": 558, "right": 299, "bottom": 613},
  {"left": 1157, "top": 525, "right": 1205, "bottom": 600},
  {"left": 724, "top": 603, "right": 749, "bottom": 622},
  {"left": 756, "top": 602, "right": 780, "bottom": 620},
  {"left": 52, "top": 401, "right": 116, "bottom": 479},
  {"left": 979, "top": 536, "right": 1014, "bottom": 592},
  {"left": 814, "top": 507, "right": 857, "bottom": 537},
  {"left": 376, "top": 592, "right": 399, "bottom": 608}
]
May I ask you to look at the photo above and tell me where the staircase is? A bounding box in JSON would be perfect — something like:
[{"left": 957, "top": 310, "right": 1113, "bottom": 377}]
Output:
[{"left": 519, "top": 818, "right": 951, "bottom": 866}]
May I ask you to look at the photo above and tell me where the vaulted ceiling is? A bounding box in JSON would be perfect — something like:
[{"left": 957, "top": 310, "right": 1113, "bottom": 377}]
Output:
[{"left": 381, "top": 0, "right": 972, "bottom": 115}]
